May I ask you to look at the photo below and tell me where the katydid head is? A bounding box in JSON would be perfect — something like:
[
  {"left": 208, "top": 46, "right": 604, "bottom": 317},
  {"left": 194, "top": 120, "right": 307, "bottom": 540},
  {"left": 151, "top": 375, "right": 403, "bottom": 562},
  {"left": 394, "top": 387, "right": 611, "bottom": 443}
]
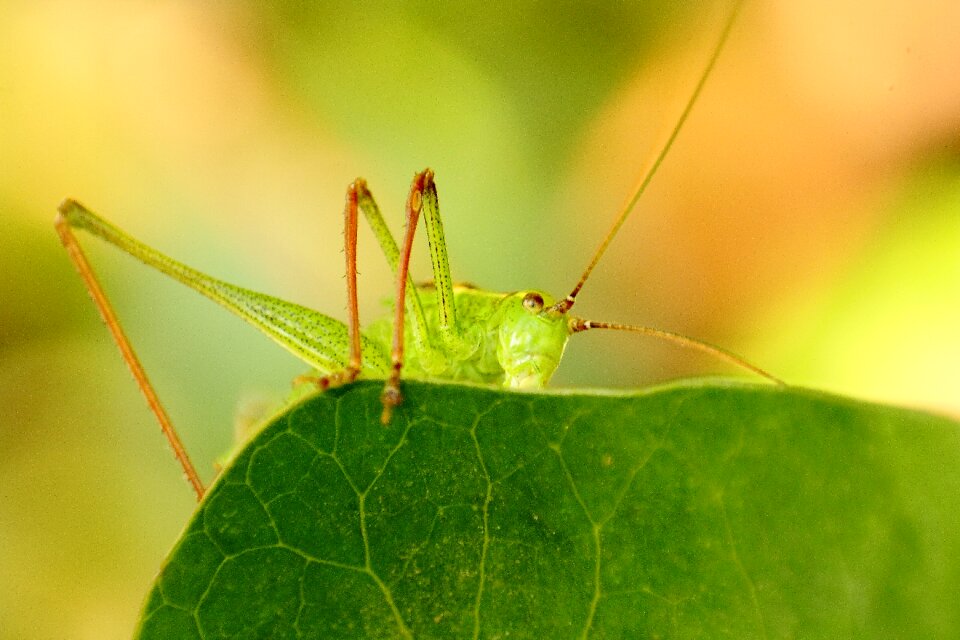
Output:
[{"left": 495, "top": 290, "right": 574, "bottom": 389}]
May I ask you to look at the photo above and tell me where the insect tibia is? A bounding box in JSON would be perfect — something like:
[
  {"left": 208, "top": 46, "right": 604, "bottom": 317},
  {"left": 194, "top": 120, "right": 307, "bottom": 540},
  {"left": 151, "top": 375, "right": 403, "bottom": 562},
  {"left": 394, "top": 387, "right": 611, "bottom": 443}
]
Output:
[
  {"left": 570, "top": 318, "right": 785, "bottom": 386},
  {"left": 54, "top": 198, "right": 207, "bottom": 501}
]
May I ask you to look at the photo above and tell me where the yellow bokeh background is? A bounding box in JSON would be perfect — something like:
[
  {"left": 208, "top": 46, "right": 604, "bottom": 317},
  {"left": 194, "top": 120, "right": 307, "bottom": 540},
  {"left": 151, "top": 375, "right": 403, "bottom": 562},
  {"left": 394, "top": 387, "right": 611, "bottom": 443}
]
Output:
[{"left": 1, "top": 0, "right": 958, "bottom": 637}]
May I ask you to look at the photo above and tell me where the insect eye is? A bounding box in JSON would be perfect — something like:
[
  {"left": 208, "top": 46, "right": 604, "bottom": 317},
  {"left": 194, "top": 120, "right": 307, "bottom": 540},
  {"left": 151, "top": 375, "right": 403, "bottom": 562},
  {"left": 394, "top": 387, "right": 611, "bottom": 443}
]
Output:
[{"left": 522, "top": 292, "right": 544, "bottom": 313}]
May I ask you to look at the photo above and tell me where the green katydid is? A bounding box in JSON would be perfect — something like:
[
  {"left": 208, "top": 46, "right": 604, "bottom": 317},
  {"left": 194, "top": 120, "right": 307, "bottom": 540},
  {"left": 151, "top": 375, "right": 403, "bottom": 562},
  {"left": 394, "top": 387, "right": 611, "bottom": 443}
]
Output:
[{"left": 55, "top": 0, "right": 781, "bottom": 502}]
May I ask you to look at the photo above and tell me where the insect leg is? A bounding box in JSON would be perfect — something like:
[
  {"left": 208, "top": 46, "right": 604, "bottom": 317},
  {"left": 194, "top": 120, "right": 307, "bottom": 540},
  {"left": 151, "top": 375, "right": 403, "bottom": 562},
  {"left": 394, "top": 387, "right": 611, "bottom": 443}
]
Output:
[
  {"left": 57, "top": 199, "right": 391, "bottom": 494},
  {"left": 54, "top": 208, "right": 206, "bottom": 501},
  {"left": 380, "top": 171, "right": 430, "bottom": 424},
  {"left": 300, "top": 181, "right": 365, "bottom": 390},
  {"left": 419, "top": 171, "right": 478, "bottom": 358},
  {"left": 354, "top": 180, "right": 445, "bottom": 373},
  {"left": 342, "top": 183, "right": 363, "bottom": 378}
]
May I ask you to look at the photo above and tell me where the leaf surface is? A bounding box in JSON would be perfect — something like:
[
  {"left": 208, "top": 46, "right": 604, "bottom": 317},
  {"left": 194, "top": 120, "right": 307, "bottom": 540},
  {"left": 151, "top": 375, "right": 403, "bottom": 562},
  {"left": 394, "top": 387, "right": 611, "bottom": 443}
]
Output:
[{"left": 135, "top": 380, "right": 960, "bottom": 639}]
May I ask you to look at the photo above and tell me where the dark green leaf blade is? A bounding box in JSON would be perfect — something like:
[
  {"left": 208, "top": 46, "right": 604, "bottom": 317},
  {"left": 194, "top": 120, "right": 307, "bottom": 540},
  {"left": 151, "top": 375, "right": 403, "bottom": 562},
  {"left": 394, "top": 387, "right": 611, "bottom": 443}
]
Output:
[{"left": 135, "top": 380, "right": 960, "bottom": 639}]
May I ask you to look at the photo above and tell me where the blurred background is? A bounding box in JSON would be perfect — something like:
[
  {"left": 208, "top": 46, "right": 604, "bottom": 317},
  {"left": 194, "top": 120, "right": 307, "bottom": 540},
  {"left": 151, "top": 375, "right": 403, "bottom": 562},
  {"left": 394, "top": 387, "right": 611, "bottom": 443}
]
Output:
[{"left": 1, "top": 0, "right": 958, "bottom": 637}]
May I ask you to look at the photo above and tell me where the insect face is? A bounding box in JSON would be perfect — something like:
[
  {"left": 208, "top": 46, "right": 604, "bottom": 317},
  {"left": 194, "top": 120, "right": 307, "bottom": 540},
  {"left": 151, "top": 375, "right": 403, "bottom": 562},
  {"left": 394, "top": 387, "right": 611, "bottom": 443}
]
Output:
[{"left": 495, "top": 290, "right": 572, "bottom": 390}]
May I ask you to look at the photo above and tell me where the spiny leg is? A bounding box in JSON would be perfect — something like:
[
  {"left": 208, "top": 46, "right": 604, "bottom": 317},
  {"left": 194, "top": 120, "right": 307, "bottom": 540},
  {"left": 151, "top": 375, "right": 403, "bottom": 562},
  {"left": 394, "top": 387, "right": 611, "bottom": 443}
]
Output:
[
  {"left": 380, "top": 171, "right": 429, "bottom": 424},
  {"left": 54, "top": 206, "right": 206, "bottom": 501},
  {"left": 341, "top": 181, "right": 364, "bottom": 380},
  {"left": 298, "top": 181, "right": 364, "bottom": 390}
]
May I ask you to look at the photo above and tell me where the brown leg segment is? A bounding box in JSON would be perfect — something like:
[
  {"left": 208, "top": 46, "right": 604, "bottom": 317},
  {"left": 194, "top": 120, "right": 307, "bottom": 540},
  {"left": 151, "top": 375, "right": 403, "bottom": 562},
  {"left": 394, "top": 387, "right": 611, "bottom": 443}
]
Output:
[
  {"left": 339, "top": 180, "right": 363, "bottom": 381},
  {"left": 54, "top": 211, "right": 206, "bottom": 501},
  {"left": 380, "top": 170, "right": 429, "bottom": 424},
  {"left": 297, "top": 180, "right": 366, "bottom": 392}
]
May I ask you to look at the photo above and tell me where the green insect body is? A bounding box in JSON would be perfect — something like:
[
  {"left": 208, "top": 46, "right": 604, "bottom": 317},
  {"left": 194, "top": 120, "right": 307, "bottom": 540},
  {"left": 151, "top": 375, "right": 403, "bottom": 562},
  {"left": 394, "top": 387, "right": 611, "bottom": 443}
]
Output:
[{"left": 56, "top": 0, "right": 776, "bottom": 501}]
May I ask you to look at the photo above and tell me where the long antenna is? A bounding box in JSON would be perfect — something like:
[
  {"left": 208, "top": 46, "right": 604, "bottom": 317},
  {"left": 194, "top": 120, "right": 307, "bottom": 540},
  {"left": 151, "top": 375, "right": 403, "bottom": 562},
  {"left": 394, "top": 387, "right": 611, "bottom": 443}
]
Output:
[
  {"left": 570, "top": 319, "right": 784, "bottom": 385},
  {"left": 552, "top": 0, "right": 745, "bottom": 314}
]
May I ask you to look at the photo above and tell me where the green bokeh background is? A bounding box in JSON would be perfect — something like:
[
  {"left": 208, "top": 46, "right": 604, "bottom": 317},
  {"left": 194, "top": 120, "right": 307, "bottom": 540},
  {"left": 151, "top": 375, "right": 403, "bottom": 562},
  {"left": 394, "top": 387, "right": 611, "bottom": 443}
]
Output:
[{"left": 1, "top": 1, "right": 958, "bottom": 637}]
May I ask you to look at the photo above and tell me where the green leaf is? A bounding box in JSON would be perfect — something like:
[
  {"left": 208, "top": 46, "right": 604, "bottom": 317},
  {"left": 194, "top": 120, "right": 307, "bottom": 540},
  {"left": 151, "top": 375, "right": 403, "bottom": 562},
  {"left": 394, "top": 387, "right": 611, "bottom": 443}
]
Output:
[{"left": 135, "top": 380, "right": 960, "bottom": 638}]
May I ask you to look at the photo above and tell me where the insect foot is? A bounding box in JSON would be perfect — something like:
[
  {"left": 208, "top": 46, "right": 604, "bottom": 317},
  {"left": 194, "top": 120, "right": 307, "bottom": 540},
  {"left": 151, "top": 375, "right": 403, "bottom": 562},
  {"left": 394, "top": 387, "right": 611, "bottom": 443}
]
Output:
[
  {"left": 380, "top": 374, "right": 403, "bottom": 426},
  {"left": 293, "top": 366, "right": 361, "bottom": 392}
]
